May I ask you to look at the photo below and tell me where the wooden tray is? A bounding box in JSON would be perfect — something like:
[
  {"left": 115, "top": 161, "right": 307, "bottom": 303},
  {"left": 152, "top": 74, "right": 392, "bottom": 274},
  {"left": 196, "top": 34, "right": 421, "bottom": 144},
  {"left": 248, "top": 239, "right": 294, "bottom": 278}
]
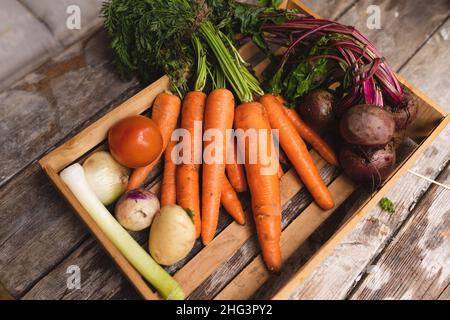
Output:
[{"left": 39, "top": 0, "right": 449, "bottom": 300}]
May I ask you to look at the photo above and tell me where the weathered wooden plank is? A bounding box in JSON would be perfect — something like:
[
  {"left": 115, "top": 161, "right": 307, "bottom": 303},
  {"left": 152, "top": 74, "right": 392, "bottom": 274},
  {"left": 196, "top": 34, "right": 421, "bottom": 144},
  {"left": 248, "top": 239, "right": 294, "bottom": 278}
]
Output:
[
  {"left": 0, "top": 30, "right": 147, "bottom": 297},
  {"left": 438, "top": 283, "right": 450, "bottom": 300},
  {"left": 301, "top": 0, "right": 357, "bottom": 19},
  {"left": 282, "top": 17, "right": 450, "bottom": 300},
  {"left": 349, "top": 165, "right": 450, "bottom": 300},
  {"left": 338, "top": 0, "right": 450, "bottom": 70},
  {"left": 398, "top": 18, "right": 450, "bottom": 110},
  {"left": 0, "top": 282, "right": 13, "bottom": 300},
  {"left": 0, "top": 163, "right": 88, "bottom": 297},
  {"left": 0, "top": 30, "right": 138, "bottom": 187},
  {"left": 7, "top": 1, "right": 450, "bottom": 300},
  {"left": 21, "top": 237, "right": 141, "bottom": 300}
]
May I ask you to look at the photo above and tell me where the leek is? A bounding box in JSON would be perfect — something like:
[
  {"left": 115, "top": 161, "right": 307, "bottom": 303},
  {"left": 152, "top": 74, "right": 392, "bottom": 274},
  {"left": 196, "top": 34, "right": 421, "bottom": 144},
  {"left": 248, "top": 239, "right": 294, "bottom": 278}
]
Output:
[{"left": 60, "top": 163, "right": 184, "bottom": 300}]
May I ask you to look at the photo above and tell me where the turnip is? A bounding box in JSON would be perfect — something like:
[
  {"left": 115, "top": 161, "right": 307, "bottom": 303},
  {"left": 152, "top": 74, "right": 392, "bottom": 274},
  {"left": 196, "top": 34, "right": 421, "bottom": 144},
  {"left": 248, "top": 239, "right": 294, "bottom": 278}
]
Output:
[{"left": 115, "top": 189, "right": 160, "bottom": 231}]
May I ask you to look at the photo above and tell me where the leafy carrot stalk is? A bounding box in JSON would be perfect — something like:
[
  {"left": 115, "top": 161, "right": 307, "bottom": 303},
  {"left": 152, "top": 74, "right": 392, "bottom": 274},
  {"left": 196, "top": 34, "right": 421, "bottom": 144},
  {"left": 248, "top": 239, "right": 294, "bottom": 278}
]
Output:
[
  {"left": 127, "top": 92, "right": 181, "bottom": 190},
  {"left": 176, "top": 91, "right": 206, "bottom": 238},
  {"left": 221, "top": 175, "right": 246, "bottom": 225},
  {"left": 234, "top": 102, "right": 282, "bottom": 272},
  {"left": 160, "top": 141, "right": 177, "bottom": 206},
  {"left": 177, "top": 35, "right": 208, "bottom": 239},
  {"left": 226, "top": 144, "right": 248, "bottom": 193},
  {"left": 283, "top": 107, "right": 339, "bottom": 166},
  {"left": 201, "top": 88, "right": 235, "bottom": 245},
  {"left": 260, "top": 94, "right": 335, "bottom": 210}
]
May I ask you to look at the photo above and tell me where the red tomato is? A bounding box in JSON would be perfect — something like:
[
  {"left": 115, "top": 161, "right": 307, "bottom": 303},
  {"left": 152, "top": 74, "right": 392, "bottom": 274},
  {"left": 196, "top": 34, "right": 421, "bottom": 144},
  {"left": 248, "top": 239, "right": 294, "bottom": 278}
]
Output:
[{"left": 108, "top": 115, "right": 163, "bottom": 168}]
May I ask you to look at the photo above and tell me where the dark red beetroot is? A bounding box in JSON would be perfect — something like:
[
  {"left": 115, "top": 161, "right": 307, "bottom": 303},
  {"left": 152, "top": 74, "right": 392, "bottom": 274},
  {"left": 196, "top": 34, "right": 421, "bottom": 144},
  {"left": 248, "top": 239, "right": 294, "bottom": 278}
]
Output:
[
  {"left": 298, "top": 89, "right": 335, "bottom": 130},
  {"left": 340, "top": 143, "right": 396, "bottom": 183},
  {"left": 387, "top": 91, "right": 419, "bottom": 130},
  {"left": 340, "top": 104, "right": 395, "bottom": 147}
]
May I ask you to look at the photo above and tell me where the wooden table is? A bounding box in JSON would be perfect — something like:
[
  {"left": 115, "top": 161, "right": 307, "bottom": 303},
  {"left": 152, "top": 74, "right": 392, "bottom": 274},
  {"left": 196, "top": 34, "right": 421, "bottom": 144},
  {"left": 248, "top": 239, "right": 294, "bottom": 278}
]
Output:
[{"left": 0, "top": 0, "right": 449, "bottom": 300}]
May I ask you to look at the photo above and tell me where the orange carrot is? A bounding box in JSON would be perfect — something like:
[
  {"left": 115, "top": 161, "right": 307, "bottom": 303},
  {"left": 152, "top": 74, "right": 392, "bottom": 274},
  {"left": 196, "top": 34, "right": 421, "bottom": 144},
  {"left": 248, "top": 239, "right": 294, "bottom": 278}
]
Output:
[
  {"left": 283, "top": 107, "right": 339, "bottom": 166},
  {"left": 221, "top": 176, "right": 245, "bottom": 225},
  {"left": 201, "top": 89, "right": 235, "bottom": 245},
  {"left": 127, "top": 92, "right": 181, "bottom": 190},
  {"left": 176, "top": 91, "right": 206, "bottom": 238},
  {"left": 225, "top": 143, "right": 247, "bottom": 193},
  {"left": 160, "top": 141, "right": 177, "bottom": 206},
  {"left": 260, "top": 94, "right": 335, "bottom": 211},
  {"left": 234, "top": 102, "right": 282, "bottom": 272}
]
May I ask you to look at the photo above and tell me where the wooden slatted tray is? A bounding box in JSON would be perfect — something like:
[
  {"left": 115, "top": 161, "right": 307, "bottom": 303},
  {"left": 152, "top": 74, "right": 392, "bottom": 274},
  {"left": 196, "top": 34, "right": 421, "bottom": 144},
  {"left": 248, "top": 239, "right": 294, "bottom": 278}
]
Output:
[{"left": 39, "top": 0, "right": 449, "bottom": 300}]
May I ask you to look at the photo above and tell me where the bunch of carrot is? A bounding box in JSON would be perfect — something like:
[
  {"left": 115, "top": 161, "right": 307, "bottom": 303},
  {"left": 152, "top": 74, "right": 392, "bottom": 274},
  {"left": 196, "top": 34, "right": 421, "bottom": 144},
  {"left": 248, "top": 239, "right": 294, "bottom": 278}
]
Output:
[
  {"left": 103, "top": 0, "right": 339, "bottom": 272},
  {"left": 126, "top": 85, "right": 338, "bottom": 274},
  {"left": 126, "top": 90, "right": 338, "bottom": 272}
]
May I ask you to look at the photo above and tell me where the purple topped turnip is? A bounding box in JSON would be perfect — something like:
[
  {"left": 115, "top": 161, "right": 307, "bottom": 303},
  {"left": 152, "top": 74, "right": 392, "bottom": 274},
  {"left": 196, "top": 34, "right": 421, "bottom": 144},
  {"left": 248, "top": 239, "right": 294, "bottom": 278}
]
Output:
[{"left": 115, "top": 189, "right": 160, "bottom": 231}]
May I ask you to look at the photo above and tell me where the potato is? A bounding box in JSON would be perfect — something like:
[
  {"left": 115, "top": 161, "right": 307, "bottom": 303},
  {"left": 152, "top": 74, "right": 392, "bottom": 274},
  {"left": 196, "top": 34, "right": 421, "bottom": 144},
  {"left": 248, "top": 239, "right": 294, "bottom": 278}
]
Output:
[
  {"left": 340, "top": 143, "right": 396, "bottom": 183},
  {"left": 340, "top": 104, "right": 395, "bottom": 147},
  {"left": 149, "top": 205, "right": 195, "bottom": 266},
  {"left": 298, "top": 89, "right": 335, "bottom": 130}
]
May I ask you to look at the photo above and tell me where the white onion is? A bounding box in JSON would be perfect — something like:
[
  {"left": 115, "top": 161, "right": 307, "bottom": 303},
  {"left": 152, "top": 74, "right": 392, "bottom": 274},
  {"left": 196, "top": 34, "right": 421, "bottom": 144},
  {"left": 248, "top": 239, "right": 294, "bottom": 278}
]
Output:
[{"left": 83, "top": 151, "right": 129, "bottom": 205}]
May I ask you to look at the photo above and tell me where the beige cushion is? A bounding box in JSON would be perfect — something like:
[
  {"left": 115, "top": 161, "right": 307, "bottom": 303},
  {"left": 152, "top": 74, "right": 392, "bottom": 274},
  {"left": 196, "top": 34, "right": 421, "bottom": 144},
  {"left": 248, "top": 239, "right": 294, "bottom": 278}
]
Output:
[
  {"left": 20, "top": 0, "right": 104, "bottom": 46},
  {"left": 0, "top": 0, "right": 58, "bottom": 89}
]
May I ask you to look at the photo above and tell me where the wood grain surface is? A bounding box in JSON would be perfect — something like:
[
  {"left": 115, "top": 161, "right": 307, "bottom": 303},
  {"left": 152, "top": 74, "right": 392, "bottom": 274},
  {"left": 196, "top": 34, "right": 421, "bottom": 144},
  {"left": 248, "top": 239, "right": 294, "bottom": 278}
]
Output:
[{"left": 0, "top": 0, "right": 448, "bottom": 300}]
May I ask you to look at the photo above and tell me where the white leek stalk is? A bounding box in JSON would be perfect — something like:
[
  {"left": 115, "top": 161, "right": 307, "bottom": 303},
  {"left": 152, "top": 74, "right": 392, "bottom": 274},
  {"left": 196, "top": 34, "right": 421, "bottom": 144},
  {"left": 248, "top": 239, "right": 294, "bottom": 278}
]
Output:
[{"left": 60, "top": 163, "right": 184, "bottom": 300}]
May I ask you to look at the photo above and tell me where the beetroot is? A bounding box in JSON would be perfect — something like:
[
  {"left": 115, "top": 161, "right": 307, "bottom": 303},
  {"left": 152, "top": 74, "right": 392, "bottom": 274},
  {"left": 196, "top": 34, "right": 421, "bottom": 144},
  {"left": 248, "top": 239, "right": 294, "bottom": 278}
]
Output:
[
  {"left": 340, "top": 143, "right": 396, "bottom": 183},
  {"left": 298, "top": 89, "right": 335, "bottom": 130},
  {"left": 340, "top": 104, "right": 395, "bottom": 147},
  {"left": 387, "top": 92, "right": 419, "bottom": 130}
]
